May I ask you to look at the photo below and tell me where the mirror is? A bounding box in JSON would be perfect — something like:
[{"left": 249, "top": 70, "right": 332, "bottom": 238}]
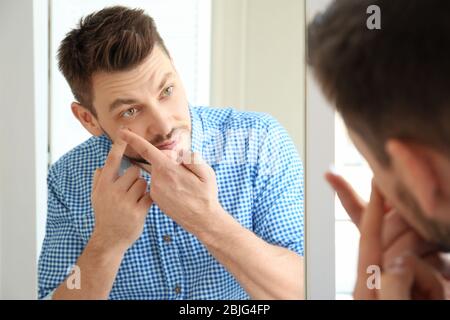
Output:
[{"left": 0, "top": 0, "right": 306, "bottom": 299}]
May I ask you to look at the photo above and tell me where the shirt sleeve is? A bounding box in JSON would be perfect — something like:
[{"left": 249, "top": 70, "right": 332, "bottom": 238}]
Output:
[
  {"left": 252, "top": 116, "right": 304, "bottom": 257},
  {"left": 37, "top": 165, "right": 86, "bottom": 299}
]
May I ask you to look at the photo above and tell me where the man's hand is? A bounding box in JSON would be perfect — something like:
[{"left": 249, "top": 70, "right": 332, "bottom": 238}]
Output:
[
  {"left": 91, "top": 137, "right": 153, "bottom": 252},
  {"left": 381, "top": 254, "right": 444, "bottom": 299},
  {"left": 326, "top": 172, "right": 447, "bottom": 299},
  {"left": 354, "top": 181, "right": 444, "bottom": 299},
  {"left": 111, "top": 129, "right": 304, "bottom": 300},
  {"left": 326, "top": 172, "right": 436, "bottom": 267},
  {"left": 118, "top": 128, "right": 221, "bottom": 237},
  {"left": 53, "top": 137, "right": 153, "bottom": 300}
]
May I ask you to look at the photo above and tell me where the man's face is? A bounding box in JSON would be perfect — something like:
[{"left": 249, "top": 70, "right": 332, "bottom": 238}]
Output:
[
  {"left": 348, "top": 129, "right": 450, "bottom": 251},
  {"left": 90, "top": 45, "right": 191, "bottom": 163}
]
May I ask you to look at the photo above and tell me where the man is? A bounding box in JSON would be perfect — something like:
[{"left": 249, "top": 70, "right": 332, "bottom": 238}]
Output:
[
  {"left": 38, "top": 6, "right": 304, "bottom": 299},
  {"left": 308, "top": 0, "right": 450, "bottom": 299}
]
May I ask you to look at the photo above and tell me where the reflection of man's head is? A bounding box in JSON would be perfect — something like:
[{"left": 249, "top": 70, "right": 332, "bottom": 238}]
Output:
[
  {"left": 308, "top": 0, "right": 450, "bottom": 250},
  {"left": 58, "top": 6, "right": 192, "bottom": 163}
]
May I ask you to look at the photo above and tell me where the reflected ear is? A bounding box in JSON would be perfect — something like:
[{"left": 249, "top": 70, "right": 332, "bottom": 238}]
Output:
[
  {"left": 71, "top": 102, "right": 103, "bottom": 136},
  {"left": 386, "top": 139, "right": 438, "bottom": 217}
]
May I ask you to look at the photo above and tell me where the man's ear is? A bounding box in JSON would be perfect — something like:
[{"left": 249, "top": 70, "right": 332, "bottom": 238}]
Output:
[
  {"left": 385, "top": 139, "right": 439, "bottom": 217},
  {"left": 71, "top": 102, "right": 103, "bottom": 136}
]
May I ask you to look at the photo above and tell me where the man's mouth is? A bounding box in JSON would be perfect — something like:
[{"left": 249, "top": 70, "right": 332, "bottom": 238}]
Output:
[{"left": 156, "top": 138, "right": 178, "bottom": 151}]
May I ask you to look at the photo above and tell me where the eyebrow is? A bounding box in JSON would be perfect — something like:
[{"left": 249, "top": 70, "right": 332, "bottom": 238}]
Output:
[
  {"left": 108, "top": 72, "right": 175, "bottom": 113},
  {"left": 157, "top": 72, "right": 174, "bottom": 92},
  {"left": 109, "top": 98, "right": 140, "bottom": 112}
]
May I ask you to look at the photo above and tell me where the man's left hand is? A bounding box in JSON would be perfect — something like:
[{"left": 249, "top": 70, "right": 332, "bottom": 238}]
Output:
[{"left": 354, "top": 180, "right": 445, "bottom": 299}]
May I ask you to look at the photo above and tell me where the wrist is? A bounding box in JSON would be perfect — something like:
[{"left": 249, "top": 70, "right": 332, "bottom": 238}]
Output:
[
  {"left": 88, "top": 231, "right": 129, "bottom": 258},
  {"left": 195, "top": 206, "right": 237, "bottom": 247}
]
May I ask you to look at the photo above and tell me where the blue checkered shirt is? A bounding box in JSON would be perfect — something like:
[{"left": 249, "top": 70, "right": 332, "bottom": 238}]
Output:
[{"left": 38, "top": 106, "right": 304, "bottom": 300}]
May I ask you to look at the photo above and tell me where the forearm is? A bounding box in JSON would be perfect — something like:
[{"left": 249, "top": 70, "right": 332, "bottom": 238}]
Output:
[
  {"left": 197, "top": 209, "right": 304, "bottom": 300},
  {"left": 52, "top": 234, "right": 126, "bottom": 300}
]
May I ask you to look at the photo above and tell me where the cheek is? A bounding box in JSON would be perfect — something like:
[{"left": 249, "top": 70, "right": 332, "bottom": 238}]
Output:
[
  {"left": 171, "top": 89, "right": 189, "bottom": 118},
  {"left": 375, "top": 174, "right": 431, "bottom": 239},
  {"left": 113, "top": 115, "right": 148, "bottom": 136}
]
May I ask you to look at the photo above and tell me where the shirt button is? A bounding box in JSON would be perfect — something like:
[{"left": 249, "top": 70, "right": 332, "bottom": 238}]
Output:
[
  {"left": 163, "top": 235, "right": 172, "bottom": 243},
  {"left": 174, "top": 285, "right": 181, "bottom": 294}
]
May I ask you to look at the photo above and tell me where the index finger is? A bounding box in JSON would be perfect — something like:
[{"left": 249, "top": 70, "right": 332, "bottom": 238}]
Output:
[
  {"left": 119, "top": 129, "right": 167, "bottom": 166},
  {"left": 101, "top": 137, "right": 127, "bottom": 182},
  {"left": 325, "top": 172, "right": 366, "bottom": 227},
  {"left": 354, "top": 180, "right": 385, "bottom": 299}
]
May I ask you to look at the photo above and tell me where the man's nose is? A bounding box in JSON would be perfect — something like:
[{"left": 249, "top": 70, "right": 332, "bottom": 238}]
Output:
[{"left": 145, "top": 106, "right": 172, "bottom": 140}]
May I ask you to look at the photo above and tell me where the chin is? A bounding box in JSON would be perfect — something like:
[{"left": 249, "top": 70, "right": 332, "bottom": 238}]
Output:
[{"left": 178, "top": 133, "right": 192, "bottom": 152}]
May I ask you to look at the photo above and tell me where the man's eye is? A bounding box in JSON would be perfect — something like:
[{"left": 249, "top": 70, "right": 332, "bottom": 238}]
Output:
[
  {"left": 162, "top": 85, "right": 174, "bottom": 98},
  {"left": 121, "top": 107, "right": 138, "bottom": 118}
]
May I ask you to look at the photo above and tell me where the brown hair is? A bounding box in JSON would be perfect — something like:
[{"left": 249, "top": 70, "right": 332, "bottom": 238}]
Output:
[
  {"left": 58, "top": 6, "right": 170, "bottom": 115},
  {"left": 307, "top": 0, "right": 450, "bottom": 165}
]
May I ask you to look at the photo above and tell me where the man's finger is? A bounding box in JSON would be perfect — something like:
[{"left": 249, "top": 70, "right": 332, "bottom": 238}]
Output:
[
  {"left": 119, "top": 129, "right": 166, "bottom": 166},
  {"left": 381, "top": 254, "right": 444, "bottom": 300},
  {"left": 325, "top": 172, "right": 366, "bottom": 227},
  {"left": 383, "top": 229, "right": 434, "bottom": 266},
  {"left": 379, "top": 262, "right": 414, "bottom": 299},
  {"left": 138, "top": 192, "right": 153, "bottom": 210},
  {"left": 101, "top": 137, "right": 128, "bottom": 182},
  {"left": 354, "top": 180, "right": 385, "bottom": 299},
  {"left": 381, "top": 210, "right": 410, "bottom": 250},
  {"left": 408, "top": 255, "right": 445, "bottom": 300},
  {"left": 131, "top": 160, "right": 153, "bottom": 175},
  {"left": 181, "top": 151, "right": 211, "bottom": 180},
  {"left": 163, "top": 149, "right": 182, "bottom": 165},
  {"left": 127, "top": 178, "right": 148, "bottom": 203},
  {"left": 115, "top": 165, "right": 141, "bottom": 192}
]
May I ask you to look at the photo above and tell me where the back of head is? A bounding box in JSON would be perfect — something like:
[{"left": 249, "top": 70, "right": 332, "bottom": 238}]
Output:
[{"left": 308, "top": 0, "right": 450, "bottom": 165}]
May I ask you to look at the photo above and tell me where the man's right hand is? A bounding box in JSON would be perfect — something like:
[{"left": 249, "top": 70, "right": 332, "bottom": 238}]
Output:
[
  {"left": 325, "top": 172, "right": 450, "bottom": 299},
  {"left": 52, "top": 138, "right": 153, "bottom": 300},
  {"left": 326, "top": 172, "right": 434, "bottom": 266},
  {"left": 90, "top": 138, "right": 153, "bottom": 252}
]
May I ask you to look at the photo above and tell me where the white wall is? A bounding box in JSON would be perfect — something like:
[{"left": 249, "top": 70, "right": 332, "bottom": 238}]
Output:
[
  {"left": 211, "top": 0, "right": 307, "bottom": 296},
  {"left": 210, "top": 0, "right": 305, "bottom": 158},
  {"left": 0, "top": 0, "right": 48, "bottom": 299},
  {"left": 305, "top": 0, "right": 336, "bottom": 299}
]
